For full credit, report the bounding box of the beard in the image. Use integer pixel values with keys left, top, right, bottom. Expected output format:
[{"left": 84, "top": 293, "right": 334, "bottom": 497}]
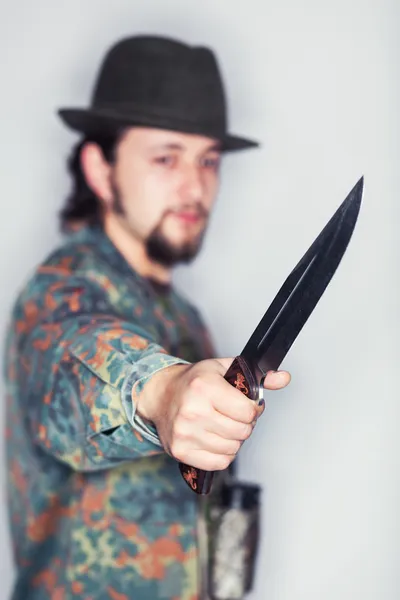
[
  {"left": 111, "top": 185, "right": 208, "bottom": 268},
  {"left": 146, "top": 223, "right": 206, "bottom": 267}
]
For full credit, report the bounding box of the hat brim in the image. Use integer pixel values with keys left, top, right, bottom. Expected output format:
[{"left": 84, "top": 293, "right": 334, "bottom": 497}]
[{"left": 57, "top": 107, "right": 259, "bottom": 152}]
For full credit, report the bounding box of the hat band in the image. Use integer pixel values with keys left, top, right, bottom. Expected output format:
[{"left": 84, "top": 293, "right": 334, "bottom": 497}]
[{"left": 91, "top": 101, "right": 227, "bottom": 132}]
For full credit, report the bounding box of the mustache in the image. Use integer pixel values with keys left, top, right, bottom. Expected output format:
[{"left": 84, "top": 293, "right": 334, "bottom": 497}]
[{"left": 164, "top": 204, "right": 209, "bottom": 219}]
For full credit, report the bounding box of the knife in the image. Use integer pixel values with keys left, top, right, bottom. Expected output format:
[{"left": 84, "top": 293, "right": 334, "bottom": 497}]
[{"left": 179, "top": 176, "right": 364, "bottom": 495}]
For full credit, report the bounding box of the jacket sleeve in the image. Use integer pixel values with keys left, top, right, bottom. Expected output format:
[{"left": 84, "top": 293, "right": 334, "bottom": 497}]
[{"left": 14, "top": 271, "right": 189, "bottom": 472}]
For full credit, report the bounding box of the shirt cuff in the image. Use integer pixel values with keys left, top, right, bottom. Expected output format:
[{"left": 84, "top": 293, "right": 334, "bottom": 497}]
[{"left": 121, "top": 352, "right": 190, "bottom": 447}]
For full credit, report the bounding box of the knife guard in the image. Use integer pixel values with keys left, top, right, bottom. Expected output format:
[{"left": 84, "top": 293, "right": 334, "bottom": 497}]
[{"left": 179, "top": 356, "right": 260, "bottom": 495}]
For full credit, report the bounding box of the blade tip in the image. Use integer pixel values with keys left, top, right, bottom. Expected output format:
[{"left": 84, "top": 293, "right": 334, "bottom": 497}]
[{"left": 350, "top": 175, "right": 364, "bottom": 204}]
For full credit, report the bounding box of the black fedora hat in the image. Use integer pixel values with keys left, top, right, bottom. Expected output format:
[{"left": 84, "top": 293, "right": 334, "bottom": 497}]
[{"left": 58, "top": 35, "right": 259, "bottom": 152}]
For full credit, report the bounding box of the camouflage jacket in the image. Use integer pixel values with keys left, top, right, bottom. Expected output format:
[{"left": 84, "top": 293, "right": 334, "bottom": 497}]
[{"left": 4, "top": 225, "right": 215, "bottom": 600}]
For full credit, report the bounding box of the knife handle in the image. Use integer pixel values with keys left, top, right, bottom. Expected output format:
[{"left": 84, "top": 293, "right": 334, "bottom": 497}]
[{"left": 178, "top": 356, "right": 261, "bottom": 495}]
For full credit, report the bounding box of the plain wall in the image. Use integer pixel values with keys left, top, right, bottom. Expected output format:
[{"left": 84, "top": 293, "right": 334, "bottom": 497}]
[{"left": 1, "top": 1, "right": 399, "bottom": 598}]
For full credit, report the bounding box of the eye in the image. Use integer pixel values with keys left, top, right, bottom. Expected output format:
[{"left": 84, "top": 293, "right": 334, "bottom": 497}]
[
  {"left": 201, "top": 155, "right": 221, "bottom": 170},
  {"left": 154, "top": 155, "right": 176, "bottom": 167}
]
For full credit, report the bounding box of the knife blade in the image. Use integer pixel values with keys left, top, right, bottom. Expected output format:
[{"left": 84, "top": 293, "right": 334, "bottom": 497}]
[{"left": 179, "top": 176, "right": 364, "bottom": 494}]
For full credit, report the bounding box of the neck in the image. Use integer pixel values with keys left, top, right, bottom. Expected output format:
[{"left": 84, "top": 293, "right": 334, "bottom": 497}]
[{"left": 103, "top": 215, "right": 172, "bottom": 284}]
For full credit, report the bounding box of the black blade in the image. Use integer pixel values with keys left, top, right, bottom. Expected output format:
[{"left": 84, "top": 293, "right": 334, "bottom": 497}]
[{"left": 241, "top": 176, "right": 363, "bottom": 373}]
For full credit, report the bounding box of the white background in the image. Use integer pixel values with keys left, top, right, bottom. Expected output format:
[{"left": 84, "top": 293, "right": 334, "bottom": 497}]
[{"left": 1, "top": 1, "right": 399, "bottom": 598}]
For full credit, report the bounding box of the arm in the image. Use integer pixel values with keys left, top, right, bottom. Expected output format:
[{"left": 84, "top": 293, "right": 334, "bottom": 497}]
[
  {"left": 14, "top": 273, "right": 187, "bottom": 471},
  {"left": 13, "top": 271, "right": 290, "bottom": 474}
]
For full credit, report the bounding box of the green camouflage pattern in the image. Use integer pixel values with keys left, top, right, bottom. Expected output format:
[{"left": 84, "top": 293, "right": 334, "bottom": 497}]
[{"left": 4, "top": 225, "right": 215, "bottom": 599}]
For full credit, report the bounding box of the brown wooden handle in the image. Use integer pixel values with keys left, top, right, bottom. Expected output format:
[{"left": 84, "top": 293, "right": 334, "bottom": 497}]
[
  {"left": 179, "top": 356, "right": 259, "bottom": 495},
  {"left": 223, "top": 356, "right": 260, "bottom": 401}
]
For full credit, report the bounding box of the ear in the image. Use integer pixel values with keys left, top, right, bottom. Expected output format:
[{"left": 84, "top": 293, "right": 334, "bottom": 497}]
[{"left": 80, "top": 143, "right": 114, "bottom": 206}]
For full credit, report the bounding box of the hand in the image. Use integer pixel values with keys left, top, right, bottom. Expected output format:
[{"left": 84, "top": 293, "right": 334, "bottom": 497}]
[{"left": 137, "top": 358, "right": 290, "bottom": 471}]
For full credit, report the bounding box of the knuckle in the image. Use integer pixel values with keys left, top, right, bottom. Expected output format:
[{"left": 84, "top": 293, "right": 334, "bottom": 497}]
[
  {"left": 218, "top": 455, "right": 233, "bottom": 470},
  {"left": 232, "top": 441, "right": 241, "bottom": 455},
  {"left": 169, "top": 440, "right": 185, "bottom": 461},
  {"left": 172, "top": 418, "right": 190, "bottom": 441},
  {"left": 181, "top": 395, "right": 202, "bottom": 421},
  {"left": 180, "top": 403, "right": 196, "bottom": 421},
  {"left": 240, "top": 422, "right": 253, "bottom": 440},
  {"left": 211, "top": 455, "right": 232, "bottom": 471},
  {"left": 249, "top": 403, "right": 258, "bottom": 422},
  {"left": 188, "top": 375, "right": 207, "bottom": 395}
]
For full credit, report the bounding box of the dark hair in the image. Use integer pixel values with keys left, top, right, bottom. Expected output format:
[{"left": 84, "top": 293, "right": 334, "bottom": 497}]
[{"left": 59, "top": 129, "right": 126, "bottom": 232}]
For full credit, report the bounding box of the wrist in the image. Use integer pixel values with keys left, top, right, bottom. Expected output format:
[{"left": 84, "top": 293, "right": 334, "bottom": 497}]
[{"left": 134, "top": 363, "right": 189, "bottom": 423}]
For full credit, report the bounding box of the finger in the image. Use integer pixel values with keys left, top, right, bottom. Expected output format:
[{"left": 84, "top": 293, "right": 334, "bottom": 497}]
[
  {"left": 179, "top": 450, "right": 234, "bottom": 472},
  {"left": 263, "top": 370, "right": 291, "bottom": 390},
  {"left": 212, "top": 381, "right": 258, "bottom": 424},
  {"left": 202, "top": 412, "right": 253, "bottom": 441},
  {"left": 193, "top": 431, "right": 242, "bottom": 456}
]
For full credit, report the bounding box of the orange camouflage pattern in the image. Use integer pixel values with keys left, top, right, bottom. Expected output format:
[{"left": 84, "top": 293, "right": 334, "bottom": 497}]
[{"left": 4, "top": 225, "right": 215, "bottom": 599}]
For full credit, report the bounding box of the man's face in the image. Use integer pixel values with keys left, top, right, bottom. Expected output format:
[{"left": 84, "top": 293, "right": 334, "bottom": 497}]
[{"left": 106, "top": 127, "right": 222, "bottom": 267}]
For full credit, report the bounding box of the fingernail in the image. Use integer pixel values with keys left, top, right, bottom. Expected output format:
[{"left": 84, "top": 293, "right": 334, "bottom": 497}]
[{"left": 258, "top": 398, "right": 265, "bottom": 407}]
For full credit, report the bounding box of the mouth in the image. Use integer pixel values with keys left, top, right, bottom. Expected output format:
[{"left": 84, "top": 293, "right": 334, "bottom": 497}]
[{"left": 172, "top": 211, "right": 205, "bottom": 225}]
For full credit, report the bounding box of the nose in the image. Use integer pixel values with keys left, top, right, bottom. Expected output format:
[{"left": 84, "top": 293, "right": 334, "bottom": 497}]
[{"left": 180, "top": 163, "right": 204, "bottom": 202}]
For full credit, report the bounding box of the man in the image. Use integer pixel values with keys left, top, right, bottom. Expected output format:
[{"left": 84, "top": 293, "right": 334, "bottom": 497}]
[{"left": 4, "top": 35, "right": 290, "bottom": 599}]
